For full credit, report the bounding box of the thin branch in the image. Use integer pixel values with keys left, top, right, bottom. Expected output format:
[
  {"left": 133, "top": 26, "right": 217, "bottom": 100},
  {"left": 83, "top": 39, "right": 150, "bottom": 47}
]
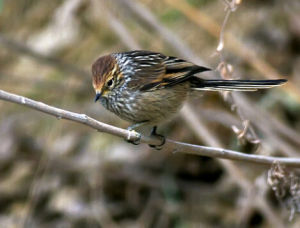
[
  {"left": 0, "top": 33, "right": 89, "bottom": 78},
  {"left": 216, "top": 0, "right": 261, "bottom": 145},
  {"left": 114, "top": 0, "right": 206, "bottom": 66},
  {"left": 216, "top": 5, "right": 231, "bottom": 54},
  {"left": 1, "top": 89, "right": 300, "bottom": 167},
  {"left": 233, "top": 93, "right": 300, "bottom": 157},
  {"left": 97, "top": 0, "right": 140, "bottom": 50}
]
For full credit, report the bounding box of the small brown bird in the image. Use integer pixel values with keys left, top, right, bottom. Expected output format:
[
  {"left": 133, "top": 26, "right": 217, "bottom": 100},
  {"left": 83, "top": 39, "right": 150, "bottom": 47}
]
[{"left": 92, "top": 50, "right": 286, "bottom": 146}]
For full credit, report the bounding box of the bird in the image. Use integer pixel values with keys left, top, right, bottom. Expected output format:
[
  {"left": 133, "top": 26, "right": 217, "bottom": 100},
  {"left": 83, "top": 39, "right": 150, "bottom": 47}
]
[{"left": 92, "top": 50, "right": 287, "bottom": 147}]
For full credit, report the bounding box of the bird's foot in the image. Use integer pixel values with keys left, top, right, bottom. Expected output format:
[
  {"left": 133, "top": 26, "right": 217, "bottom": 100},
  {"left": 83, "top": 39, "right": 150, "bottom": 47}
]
[
  {"left": 149, "top": 126, "right": 165, "bottom": 150},
  {"left": 125, "top": 129, "right": 141, "bottom": 145},
  {"left": 126, "top": 121, "right": 148, "bottom": 145}
]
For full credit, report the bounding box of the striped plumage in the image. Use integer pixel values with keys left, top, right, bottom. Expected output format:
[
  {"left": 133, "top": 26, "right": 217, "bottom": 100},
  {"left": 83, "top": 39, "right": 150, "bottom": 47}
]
[{"left": 92, "top": 50, "right": 287, "bottom": 127}]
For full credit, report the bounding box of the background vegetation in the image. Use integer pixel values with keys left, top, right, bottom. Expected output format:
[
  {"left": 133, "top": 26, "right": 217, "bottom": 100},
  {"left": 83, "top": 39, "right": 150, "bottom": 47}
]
[{"left": 0, "top": 0, "right": 300, "bottom": 227}]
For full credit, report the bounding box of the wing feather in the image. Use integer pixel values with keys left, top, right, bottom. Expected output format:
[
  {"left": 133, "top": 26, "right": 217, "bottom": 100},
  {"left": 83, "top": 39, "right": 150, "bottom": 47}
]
[{"left": 114, "top": 50, "right": 210, "bottom": 91}]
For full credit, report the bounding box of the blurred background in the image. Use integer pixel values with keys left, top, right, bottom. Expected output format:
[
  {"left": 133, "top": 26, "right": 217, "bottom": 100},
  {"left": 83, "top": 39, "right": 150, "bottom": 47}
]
[{"left": 0, "top": 0, "right": 300, "bottom": 227}]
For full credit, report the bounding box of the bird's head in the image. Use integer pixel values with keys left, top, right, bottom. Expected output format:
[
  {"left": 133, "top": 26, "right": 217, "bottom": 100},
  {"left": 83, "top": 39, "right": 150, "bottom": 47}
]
[{"left": 92, "top": 55, "right": 122, "bottom": 102}]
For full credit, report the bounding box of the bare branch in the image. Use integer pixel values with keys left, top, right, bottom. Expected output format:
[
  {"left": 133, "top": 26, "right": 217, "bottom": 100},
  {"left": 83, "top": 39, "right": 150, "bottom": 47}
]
[
  {"left": 0, "top": 33, "right": 89, "bottom": 78},
  {"left": 1, "top": 89, "right": 300, "bottom": 167},
  {"left": 113, "top": 0, "right": 206, "bottom": 66}
]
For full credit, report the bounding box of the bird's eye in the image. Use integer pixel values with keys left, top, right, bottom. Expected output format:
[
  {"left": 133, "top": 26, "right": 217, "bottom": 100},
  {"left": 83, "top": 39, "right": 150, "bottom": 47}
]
[{"left": 107, "top": 79, "right": 114, "bottom": 87}]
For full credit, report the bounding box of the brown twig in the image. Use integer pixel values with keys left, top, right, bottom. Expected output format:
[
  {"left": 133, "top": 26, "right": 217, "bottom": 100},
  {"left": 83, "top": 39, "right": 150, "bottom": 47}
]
[
  {"left": 1, "top": 89, "right": 300, "bottom": 167},
  {"left": 216, "top": 0, "right": 261, "bottom": 145}
]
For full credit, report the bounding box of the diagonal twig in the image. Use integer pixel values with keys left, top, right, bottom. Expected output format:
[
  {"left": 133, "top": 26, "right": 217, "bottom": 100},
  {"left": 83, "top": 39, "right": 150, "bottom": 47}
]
[
  {"left": 1, "top": 89, "right": 300, "bottom": 167},
  {"left": 0, "top": 33, "right": 89, "bottom": 78}
]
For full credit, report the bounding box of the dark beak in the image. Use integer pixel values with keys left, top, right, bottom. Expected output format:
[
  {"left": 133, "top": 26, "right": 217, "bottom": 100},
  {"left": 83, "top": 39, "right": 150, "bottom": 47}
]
[{"left": 94, "top": 93, "right": 102, "bottom": 102}]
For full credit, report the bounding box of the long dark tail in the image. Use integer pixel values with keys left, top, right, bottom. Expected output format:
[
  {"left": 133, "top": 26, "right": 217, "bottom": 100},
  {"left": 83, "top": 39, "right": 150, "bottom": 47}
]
[{"left": 191, "top": 78, "right": 287, "bottom": 91}]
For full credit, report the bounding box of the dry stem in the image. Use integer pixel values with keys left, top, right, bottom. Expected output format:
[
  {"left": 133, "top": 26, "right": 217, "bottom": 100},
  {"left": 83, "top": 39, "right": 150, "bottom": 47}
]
[{"left": 1, "top": 89, "right": 300, "bottom": 167}]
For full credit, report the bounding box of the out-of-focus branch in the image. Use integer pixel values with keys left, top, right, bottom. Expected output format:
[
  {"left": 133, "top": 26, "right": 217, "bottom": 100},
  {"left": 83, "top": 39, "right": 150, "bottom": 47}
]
[
  {"left": 1, "top": 89, "right": 300, "bottom": 167},
  {"left": 113, "top": 0, "right": 206, "bottom": 66},
  {"left": 0, "top": 33, "right": 90, "bottom": 78},
  {"left": 164, "top": 0, "right": 300, "bottom": 102},
  {"left": 98, "top": 0, "right": 140, "bottom": 50},
  {"left": 233, "top": 93, "right": 300, "bottom": 157}
]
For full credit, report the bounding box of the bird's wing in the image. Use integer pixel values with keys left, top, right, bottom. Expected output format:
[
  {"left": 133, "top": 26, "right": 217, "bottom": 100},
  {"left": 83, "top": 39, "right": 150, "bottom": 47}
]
[
  {"left": 116, "top": 50, "right": 210, "bottom": 91},
  {"left": 115, "top": 50, "right": 165, "bottom": 90},
  {"left": 139, "top": 55, "right": 211, "bottom": 91},
  {"left": 158, "top": 56, "right": 210, "bottom": 88}
]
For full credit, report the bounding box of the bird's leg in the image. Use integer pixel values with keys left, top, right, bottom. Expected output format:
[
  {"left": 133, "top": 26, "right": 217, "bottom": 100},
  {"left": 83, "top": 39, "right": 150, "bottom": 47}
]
[
  {"left": 149, "top": 126, "right": 166, "bottom": 150},
  {"left": 126, "top": 121, "right": 148, "bottom": 145},
  {"left": 127, "top": 122, "right": 147, "bottom": 131}
]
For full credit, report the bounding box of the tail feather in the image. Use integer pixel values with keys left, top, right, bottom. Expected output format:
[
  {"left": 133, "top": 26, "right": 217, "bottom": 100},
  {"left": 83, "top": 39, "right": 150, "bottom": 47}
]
[{"left": 191, "top": 79, "right": 287, "bottom": 91}]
